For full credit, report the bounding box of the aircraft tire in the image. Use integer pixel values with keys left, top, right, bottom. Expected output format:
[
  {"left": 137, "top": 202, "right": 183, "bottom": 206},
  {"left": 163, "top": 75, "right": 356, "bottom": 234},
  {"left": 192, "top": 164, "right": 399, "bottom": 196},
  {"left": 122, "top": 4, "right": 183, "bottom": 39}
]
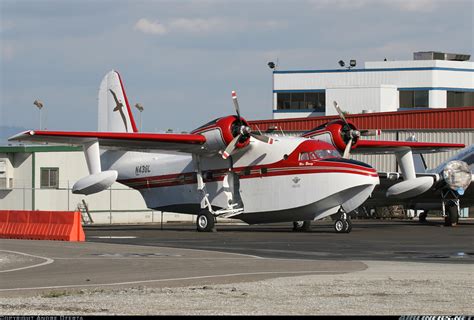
[
  {"left": 334, "top": 219, "right": 351, "bottom": 233},
  {"left": 293, "top": 221, "right": 311, "bottom": 232},
  {"left": 344, "top": 218, "right": 352, "bottom": 233},
  {"left": 197, "top": 211, "right": 215, "bottom": 232},
  {"left": 444, "top": 202, "right": 459, "bottom": 227},
  {"left": 334, "top": 219, "right": 346, "bottom": 233},
  {"left": 419, "top": 211, "right": 428, "bottom": 223}
]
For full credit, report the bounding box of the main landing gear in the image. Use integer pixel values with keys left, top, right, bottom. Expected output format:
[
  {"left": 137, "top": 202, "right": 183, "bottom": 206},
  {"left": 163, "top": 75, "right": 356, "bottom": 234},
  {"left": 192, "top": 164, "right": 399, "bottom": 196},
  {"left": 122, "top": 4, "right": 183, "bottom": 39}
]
[
  {"left": 334, "top": 209, "right": 352, "bottom": 233},
  {"left": 193, "top": 154, "right": 243, "bottom": 233},
  {"left": 292, "top": 221, "right": 311, "bottom": 232},
  {"left": 196, "top": 210, "right": 216, "bottom": 232},
  {"left": 444, "top": 200, "right": 459, "bottom": 227}
]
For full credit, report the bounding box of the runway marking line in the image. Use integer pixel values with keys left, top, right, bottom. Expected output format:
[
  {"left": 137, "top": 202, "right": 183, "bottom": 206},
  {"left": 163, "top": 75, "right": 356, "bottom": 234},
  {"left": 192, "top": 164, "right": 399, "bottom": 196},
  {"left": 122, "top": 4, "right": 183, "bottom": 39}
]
[
  {"left": 0, "top": 270, "right": 340, "bottom": 292},
  {"left": 0, "top": 250, "right": 54, "bottom": 273},
  {"left": 91, "top": 236, "right": 137, "bottom": 239}
]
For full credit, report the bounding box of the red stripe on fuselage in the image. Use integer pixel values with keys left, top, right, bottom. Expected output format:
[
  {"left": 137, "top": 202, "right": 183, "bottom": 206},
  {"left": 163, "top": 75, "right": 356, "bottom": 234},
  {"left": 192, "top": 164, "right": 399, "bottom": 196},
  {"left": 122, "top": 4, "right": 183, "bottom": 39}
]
[
  {"left": 117, "top": 139, "right": 376, "bottom": 190},
  {"left": 118, "top": 162, "right": 377, "bottom": 190}
]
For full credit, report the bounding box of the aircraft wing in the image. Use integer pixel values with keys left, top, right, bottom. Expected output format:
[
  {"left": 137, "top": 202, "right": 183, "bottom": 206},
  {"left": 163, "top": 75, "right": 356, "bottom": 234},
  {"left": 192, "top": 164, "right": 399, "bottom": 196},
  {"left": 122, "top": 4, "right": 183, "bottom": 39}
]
[
  {"left": 363, "top": 172, "right": 474, "bottom": 210},
  {"left": 352, "top": 140, "right": 465, "bottom": 154},
  {"left": 9, "top": 130, "right": 207, "bottom": 154}
]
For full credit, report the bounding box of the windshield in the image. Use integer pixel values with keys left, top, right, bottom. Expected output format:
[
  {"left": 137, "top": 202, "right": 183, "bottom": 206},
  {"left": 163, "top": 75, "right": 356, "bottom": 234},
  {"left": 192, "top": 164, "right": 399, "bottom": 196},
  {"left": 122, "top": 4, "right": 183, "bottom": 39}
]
[{"left": 299, "top": 149, "right": 340, "bottom": 161}]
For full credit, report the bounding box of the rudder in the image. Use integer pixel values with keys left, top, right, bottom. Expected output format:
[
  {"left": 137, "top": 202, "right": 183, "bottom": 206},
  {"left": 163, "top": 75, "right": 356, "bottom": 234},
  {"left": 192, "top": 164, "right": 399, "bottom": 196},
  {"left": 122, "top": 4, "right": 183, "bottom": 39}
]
[{"left": 98, "top": 70, "right": 138, "bottom": 133}]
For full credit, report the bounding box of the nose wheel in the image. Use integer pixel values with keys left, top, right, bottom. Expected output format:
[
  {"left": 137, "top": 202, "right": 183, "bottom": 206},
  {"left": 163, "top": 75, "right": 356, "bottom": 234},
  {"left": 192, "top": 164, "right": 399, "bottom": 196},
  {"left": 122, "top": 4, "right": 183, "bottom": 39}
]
[{"left": 334, "top": 210, "right": 352, "bottom": 233}]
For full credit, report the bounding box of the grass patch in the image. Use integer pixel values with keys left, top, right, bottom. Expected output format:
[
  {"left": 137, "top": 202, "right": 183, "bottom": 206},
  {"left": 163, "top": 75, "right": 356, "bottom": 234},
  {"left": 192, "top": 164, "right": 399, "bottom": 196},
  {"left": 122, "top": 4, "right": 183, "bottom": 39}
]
[{"left": 41, "top": 290, "right": 70, "bottom": 298}]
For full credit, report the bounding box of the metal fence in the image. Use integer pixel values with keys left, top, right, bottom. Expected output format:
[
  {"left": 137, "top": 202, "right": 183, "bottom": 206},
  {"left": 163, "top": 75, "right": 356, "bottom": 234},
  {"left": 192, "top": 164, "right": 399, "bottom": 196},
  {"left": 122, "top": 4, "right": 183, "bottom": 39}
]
[
  {"left": 0, "top": 185, "right": 197, "bottom": 225},
  {"left": 1, "top": 184, "right": 471, "bottom": 225}
]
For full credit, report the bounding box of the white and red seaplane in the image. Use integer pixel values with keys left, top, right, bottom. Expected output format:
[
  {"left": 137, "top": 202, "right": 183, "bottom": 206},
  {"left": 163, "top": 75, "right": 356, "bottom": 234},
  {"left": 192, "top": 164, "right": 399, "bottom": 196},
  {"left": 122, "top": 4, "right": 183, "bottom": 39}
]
[{"left": 10, "top": 71, "right": 463, "bottom": 233}]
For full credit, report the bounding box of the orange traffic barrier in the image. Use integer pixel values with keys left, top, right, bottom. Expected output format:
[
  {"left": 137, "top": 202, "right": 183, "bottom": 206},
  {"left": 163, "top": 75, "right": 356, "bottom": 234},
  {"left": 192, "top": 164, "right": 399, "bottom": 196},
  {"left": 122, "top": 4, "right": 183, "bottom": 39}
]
[
  {"left": 0, "top": 210, "right": 85, "bottom": 242},
  {"left": 0, "top": 210, "right": 9, "bottom": 235}
]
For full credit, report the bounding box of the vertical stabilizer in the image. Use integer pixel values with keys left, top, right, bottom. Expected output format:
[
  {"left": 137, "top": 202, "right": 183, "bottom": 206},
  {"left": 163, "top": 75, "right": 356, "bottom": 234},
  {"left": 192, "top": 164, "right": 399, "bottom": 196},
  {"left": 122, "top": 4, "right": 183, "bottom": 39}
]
[{"left": 98, "top": 70, "right": 138, "bottom": 133}]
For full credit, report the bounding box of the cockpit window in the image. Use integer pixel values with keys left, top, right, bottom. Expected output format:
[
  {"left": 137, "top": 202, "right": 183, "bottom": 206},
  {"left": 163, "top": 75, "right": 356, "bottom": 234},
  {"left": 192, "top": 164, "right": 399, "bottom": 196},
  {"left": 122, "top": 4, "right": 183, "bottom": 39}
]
[
  {"left": 300, "top": 153, "right": 310, "bottom": 161},
  {"left": 299, "top": 149, "right": 340, "bottom": 161}
]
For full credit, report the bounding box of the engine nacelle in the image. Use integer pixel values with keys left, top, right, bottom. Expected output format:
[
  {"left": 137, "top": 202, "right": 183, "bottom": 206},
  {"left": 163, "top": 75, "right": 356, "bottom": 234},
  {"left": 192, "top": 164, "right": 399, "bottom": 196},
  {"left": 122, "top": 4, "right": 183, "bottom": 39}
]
[
  {"left": 386, "top": 176, "right": 434, "bottom": 199},
  {"left": 302, "top": 120, "right": 359, "bottom": 153},
  {"left": 191, "top": 115, "right": 251, "bottom": 153},
  {"left": 442, "top": 160, "right": 472, "bottom": 195}
]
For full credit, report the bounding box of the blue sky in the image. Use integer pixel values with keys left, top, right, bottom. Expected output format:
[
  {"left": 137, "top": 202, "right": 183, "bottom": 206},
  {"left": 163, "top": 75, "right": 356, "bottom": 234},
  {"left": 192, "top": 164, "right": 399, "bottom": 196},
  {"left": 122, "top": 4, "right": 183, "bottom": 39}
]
[{"left": 1, "top": 0, "right": 472, "bottom": 134}]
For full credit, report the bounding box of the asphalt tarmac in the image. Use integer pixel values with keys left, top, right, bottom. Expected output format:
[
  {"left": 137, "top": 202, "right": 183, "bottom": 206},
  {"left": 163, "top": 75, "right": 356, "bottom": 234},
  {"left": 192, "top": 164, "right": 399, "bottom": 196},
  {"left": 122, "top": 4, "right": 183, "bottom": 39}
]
[
  {"left": 85, "top": 219, "right": 474, "bottom": 263},
  {"left": 1, "top": 219, "right": 473, "bottom": 314},
  {"left": 0, "top": 238, "right": 364, "bottom": 297}
]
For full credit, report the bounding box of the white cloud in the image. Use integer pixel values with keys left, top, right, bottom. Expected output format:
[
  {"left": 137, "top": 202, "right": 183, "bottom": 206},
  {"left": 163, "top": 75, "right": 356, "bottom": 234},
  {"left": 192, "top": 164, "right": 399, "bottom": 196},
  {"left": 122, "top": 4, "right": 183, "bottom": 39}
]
[
  {"left": 393, "top": 0, "right": 439, "bottom": 12},
  {"left": 309, "top": 0, "right": 440, "bottom": 12},
  {"left": 133, "top": 17, "right": 285, "bottom": 36},
  {"left": 169, "top": 18, "right": 225, "bottom": 33},
  {"left": 134, "top": 18, "right": 167, "bottom": 35}
]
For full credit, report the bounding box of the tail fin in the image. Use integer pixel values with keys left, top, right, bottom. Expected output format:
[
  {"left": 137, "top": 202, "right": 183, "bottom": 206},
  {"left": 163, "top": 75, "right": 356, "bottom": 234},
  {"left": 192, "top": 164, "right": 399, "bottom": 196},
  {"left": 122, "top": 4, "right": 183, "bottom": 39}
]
[{"left": 98, "top": 70, "right": 138, "bottom": 133}]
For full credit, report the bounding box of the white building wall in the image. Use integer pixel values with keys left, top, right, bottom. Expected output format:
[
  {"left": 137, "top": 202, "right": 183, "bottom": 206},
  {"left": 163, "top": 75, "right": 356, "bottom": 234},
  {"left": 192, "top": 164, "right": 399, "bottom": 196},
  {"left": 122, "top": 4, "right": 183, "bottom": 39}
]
[
  {"left": 34, "top": 151, "right": 150, "bottom": 214},
  {"left": 0, "top": 149, "right": 198, "bottom": 224},
  {"left": 274, "top": 69, "right": 438, "bottom": 92},
  {"left": 0, "top": 152, "right": 33, "bottom": 210},
  {"left": 273, "top": 59, "right": 474, "bottom": 118},
  {"left": 429, "top": 90, "right": 447, "bottom": 108},
  {"left": 325, "top": 85, "right": 398, "bottom": 115}
]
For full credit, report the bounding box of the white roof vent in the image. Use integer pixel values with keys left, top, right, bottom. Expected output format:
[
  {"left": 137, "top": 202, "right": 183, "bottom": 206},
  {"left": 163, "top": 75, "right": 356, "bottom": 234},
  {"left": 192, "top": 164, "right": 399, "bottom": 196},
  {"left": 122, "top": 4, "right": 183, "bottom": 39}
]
[{"left": 414, "top": 51, "right": 470, "bottom": 61}]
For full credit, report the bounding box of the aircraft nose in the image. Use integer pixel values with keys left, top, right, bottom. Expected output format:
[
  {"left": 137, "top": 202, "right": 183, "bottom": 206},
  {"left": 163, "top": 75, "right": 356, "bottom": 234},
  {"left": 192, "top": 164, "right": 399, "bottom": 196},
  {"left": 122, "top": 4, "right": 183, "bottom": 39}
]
[{"left": 319, "top": 158, "right": 379, "bottom": 213}]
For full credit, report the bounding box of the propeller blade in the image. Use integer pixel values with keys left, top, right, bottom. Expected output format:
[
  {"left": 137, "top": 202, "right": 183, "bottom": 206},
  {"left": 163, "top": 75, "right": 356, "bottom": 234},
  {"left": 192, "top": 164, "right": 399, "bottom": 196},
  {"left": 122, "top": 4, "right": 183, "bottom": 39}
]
[
  {"left": 333, "top": 101, "right": 348, "bottom": 125},
  {"left": 343, "top": 138, "right": 353, "bottom": 159},
  {"left": 231, "top": 91, "right": 243, "bottom": 126},
  {"left": 222, "top": 134, "right": 241, "bottom": 159},
  {"left": 360, "top": 129, "right": 381, "bottom": 136},
  {"left": 250, "top": 133, "right": 274, "bottom": 144}
]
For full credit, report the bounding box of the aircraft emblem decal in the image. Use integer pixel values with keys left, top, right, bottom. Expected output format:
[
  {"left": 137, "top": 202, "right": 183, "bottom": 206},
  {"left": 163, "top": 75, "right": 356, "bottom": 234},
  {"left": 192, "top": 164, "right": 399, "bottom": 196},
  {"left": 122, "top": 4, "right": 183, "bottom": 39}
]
[{"left": 109, "top": 89, "right": 128, "bottom": 132}]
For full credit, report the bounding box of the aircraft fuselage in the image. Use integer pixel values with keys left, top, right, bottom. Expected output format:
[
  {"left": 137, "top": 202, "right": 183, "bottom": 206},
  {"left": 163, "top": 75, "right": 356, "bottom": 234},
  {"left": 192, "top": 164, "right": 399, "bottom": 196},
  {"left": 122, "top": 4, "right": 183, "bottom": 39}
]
[{"left": 103, "top": 137, "right": 379, "bottom": 224}]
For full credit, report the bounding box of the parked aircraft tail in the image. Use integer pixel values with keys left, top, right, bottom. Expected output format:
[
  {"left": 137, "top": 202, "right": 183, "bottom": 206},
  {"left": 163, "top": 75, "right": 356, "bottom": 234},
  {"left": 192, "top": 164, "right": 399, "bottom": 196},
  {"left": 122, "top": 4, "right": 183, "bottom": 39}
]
[{"left": 98, "top": 70, "right": 138, "bottom": 133}]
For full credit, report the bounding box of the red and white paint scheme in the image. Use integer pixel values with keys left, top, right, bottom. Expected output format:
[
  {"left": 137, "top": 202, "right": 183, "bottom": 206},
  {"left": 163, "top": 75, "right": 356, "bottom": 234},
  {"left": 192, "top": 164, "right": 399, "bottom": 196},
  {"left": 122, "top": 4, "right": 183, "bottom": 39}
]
[
  {"left": 300, "top": 104, "right": 469, "bottom": 226},
  {"left": 9, "top": 71, "right": 464, "bottom": 233}
]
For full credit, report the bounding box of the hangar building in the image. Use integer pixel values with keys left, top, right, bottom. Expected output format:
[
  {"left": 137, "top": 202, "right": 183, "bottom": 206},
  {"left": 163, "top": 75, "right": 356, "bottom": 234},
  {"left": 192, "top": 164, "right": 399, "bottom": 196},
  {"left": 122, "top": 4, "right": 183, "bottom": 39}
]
[
  {"left": 272, "top": 51, "right": 473, "bottom": 119},
  {"left": 0, "top": 145, "right": 188, "bottom": 224}
]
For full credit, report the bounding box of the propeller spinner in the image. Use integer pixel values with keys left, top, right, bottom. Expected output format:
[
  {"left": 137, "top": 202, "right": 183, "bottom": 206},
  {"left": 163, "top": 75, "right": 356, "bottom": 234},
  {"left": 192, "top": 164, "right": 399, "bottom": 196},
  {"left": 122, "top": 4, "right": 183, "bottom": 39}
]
[
  {"left": 332, "top": 101, "right": 380, "bottom": 158},
  {"left": 222, "top": 91, "right": 274, "bottom": 159}
]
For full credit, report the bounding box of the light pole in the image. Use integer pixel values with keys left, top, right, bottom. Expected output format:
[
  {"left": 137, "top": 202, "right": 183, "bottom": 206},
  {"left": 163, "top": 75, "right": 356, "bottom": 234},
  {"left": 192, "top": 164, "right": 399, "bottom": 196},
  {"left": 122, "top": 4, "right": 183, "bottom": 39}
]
[
  {"left": 268, "top": 60, "right": 278, "bottom": 110},
  {"left": 134, "top": 103, "right": 144, "bottom": 131},
  {"left": 33, "top": 99, "right": 44, "bottom": 129},
  {"left": 338, "top": 59, "right": 357, "bottom": 70}
]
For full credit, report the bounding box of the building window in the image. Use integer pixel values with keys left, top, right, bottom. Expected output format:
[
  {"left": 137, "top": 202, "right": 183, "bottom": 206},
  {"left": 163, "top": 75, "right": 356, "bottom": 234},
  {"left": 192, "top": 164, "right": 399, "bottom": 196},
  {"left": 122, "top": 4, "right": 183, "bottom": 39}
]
[
  {"left": 277, "top": 93, "right": 291, "bottom": 109},
  {"left": 40, "top": 168, "right": 59, "bottom": 189},
  {"left": 447, "top": 91, "right": 474, "bottom": 108},
  {"left": 399, "top": 90, "right": 429, "bottom": 108},
  {"left": 291, "top": 93, "right": 305, "bottom": 109},
  {"left": 277, "top": 91, "right": 325, "bottom": 111}
]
